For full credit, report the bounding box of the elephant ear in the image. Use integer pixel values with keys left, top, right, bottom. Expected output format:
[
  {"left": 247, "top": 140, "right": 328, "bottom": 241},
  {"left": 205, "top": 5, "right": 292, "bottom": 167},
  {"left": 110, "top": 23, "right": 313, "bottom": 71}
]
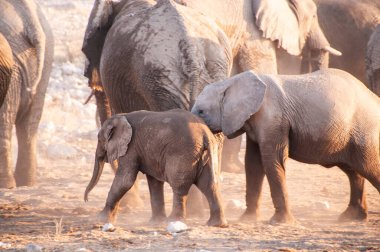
[
  {"left": 253, "top": 0, "right": 314, "bottom": 56},
  {"left": 103, "top": 115, "right": 133, "bottom": 162},
  {"left": 221, "top": 71, "right": 267, "bottom": 137}
]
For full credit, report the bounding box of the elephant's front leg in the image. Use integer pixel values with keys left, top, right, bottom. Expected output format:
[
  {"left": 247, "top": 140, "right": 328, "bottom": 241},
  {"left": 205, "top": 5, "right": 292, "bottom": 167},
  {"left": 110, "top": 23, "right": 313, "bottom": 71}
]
[
  {"left": 146, "top": 175, "right": 166, "bottom": 223},
  {"left": 100, "top": 157, "right": 138, "bottom": 223},
  {"left": 169, "top": 190, "right": 188, "bottom": 221},
  {"left": 241, "top": 139, "right": 265, "bottom": 222},
  {"left": 261, "top": 141, "right": 294, "bottom": 224}
]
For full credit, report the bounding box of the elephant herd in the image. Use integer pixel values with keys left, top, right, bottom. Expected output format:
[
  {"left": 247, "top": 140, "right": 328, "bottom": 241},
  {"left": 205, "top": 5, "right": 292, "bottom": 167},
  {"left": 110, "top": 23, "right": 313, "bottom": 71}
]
[{"left": 0, "top": 0, "right": 380, "bottom": 226}]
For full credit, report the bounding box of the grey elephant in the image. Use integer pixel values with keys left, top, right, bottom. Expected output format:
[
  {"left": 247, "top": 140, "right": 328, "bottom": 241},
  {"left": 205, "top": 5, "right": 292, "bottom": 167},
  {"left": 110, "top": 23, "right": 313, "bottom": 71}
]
[
  {"left": 0, "top": 0, "right": 54, "bottom": 188},
  {"left": 82, "top": 0, "right": 232, "bottom": 210},
  {"left": 366, "top": 24, "right": 380, "bottom": 96},
  {"left": 84, "top": 110, "right": 228, "bottom": 227},
  {"left": 300, "top": 0, "right": 380, "bottom": 88},
  {"left": 192, "top": 69, "right": 380, "bottom": 223},
  {"left": 0, "top": 32, "right": 13, "bottom": 107}
]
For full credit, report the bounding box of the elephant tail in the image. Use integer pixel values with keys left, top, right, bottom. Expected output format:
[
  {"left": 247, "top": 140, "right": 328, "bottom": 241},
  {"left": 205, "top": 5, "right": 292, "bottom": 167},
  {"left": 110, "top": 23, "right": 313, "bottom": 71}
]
[{"left": 84, "top": 158, "right": 105, "bottom": 202}]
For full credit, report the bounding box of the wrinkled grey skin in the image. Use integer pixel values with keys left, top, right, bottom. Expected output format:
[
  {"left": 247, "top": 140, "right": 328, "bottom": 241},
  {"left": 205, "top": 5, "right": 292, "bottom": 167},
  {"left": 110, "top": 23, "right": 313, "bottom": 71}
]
[
  {"left": 0, "top": 0, "right": 54, "bottom": 188},
  {"left": 192, "top": 69, "right": 380, "bottom": 223},
  {"left": 301, "top": 0, "right": 380, "bottom": 86},
  {"left": 179, "top": 0, "right": 340, "bottom": 75},
  {"left": 0, "top": 32, "right": 13, "bottom": 107},
  {"left": 84, "top": 110, "right": 227, "bottom": 227},
  {"left": 366, "top": 24, "right": 380, "bottom": 96}
]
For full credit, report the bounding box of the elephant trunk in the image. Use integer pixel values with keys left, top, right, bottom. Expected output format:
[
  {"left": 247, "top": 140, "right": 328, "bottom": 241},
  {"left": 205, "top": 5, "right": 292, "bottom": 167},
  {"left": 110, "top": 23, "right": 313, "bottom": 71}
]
[
  {"left": 84, "top": 157, "right": 105, "bottom": 202},
  {"left": 302, "top": 17, "right": 341, "bottom": 72},
  {"left": 89, "top": 68, "right": 112, "bottom": 125}
]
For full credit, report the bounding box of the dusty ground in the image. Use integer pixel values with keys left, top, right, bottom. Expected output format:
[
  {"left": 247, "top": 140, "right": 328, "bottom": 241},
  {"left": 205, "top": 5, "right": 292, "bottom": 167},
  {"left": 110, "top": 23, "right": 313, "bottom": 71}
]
[{"left": 0, "top": 1, "right": 379, "bottom": 251}]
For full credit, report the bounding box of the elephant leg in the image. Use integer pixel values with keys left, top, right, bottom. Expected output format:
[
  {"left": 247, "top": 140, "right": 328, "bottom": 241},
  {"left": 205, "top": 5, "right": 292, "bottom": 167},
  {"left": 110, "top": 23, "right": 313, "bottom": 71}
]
[
  {"left": 240, "top": 138, "right": 264, "bottom": 222},
  {"left": 0, "top": 121, "right": 15, "bottom": 188},
  {"left": 338, "top": 166, "right": 368, "bottom": 221},
  {"left": 169, "top": 190, "right": 188, "bottom": 221},
  {"left": 100, "top": 163, "right": 138, "bottom": 223},
  {"left": 146, "top": 174, "right": 166, "bottom": 223},
  {"left": 14, "top": 120, "right": 37, "bottom": 186},
  {"left": 221, "top": 136, "right": 244, "bottom": 173},
  {"left": 186, "top": 185, "right": 206, "bottom": 217},
  {"left": 195, "top": 166, "right": 228, "bottom": 227},
  {"left": 110, "top": 160, "right": 143, "bottom": 211},
  {"left": 261, "top": 142, "right": 294, "bottom": 224}
]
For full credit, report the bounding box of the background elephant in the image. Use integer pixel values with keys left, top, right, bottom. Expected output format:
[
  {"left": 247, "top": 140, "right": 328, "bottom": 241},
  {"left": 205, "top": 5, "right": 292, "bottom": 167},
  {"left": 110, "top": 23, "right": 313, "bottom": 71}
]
[
  {"left": 300, "top": 0, "right": 380, "bottom": 89},
  {"left": 82, "top": 0, "right": 231, "bottom": 211},
  {"left": 366, "top": 24, "right": 380, "bottom": 96},
  {"left": 0, "top": 32, "right": 13, "bottom": 107},
  {"left": 192, "top": 69, "right": 380, "bottom": 223},
  {"left": 85, "top": 110, "right": 227, "bottom": 227},
  {"left": 0, "top": 0, "right": 54, "bottom": 188}
]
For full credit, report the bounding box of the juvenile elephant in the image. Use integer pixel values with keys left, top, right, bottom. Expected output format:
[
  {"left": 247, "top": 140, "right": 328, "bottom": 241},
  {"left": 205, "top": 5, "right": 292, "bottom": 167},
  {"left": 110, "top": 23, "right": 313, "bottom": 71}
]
[
  {"left": 84, "top": 110, "right": 227, "bottom": 227},
  {"left": 0, "top": 33, "right": 13, "bottom": 107},
  {"left": 192, "top": 69, "right": 380, "bottom": 223},
  {"left": 366, "top": 24, "right": 380, "bottom": 95},
  {"left": 0, "top": 0, "right": 54, "bottom": 188}
]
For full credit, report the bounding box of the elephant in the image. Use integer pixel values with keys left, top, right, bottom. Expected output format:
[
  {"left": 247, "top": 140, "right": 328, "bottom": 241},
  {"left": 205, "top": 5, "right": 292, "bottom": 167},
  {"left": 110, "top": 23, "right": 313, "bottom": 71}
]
[
  {"left": 0, "top": 0, "right": 54, "bottom": 188},
  {"left": 366, "top": 24, "right": 380, "bottom": 96},
  {"left": 192, "top": 69, "right": 380, "bottom": 223},
  {"left": 84, "top": 109, "right": 228, "bottom": 227},
  {"left": 82, "top": 0, "right": 232, "bottom": 211},
  {"left": 300, "top": 0, "right": 380, "bottom": 88},
  {"left": 0, "top": 32, "right": 13, "bottom": 107}
]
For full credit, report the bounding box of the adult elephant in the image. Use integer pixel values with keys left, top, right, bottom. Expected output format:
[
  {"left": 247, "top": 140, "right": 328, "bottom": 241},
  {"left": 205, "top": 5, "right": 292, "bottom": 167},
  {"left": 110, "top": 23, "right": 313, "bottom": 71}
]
[
  {"left": 0, "top": 33, "right": 13, "bottom": 107},
  {"left": 0, "top": 0, "right": 54, "bottom": 188},
  {"left": 82, "top": 0, "right": 232, "bottom": 210},
  {"left": 367, "top": 25, "right": 380, "bottom": 96},
  {"left": 301, "top": 0, "right": 380, "bottom": 86}
]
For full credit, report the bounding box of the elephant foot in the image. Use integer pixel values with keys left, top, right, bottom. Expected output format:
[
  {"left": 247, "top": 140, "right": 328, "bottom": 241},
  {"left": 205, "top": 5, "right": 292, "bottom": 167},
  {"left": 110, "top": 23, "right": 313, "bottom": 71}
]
[
  {"left": 221, "top": 158, "right": 244, "bottom": 173},
  {"left": 15, "top": 177, "right": 36, "bottom": 187},
  {"left": 0, "top": 176, "right": 16, "bottom": 189},
  {"left": 269, "top": 211, "right": 295, "bottom": 224},
  {"left": 338, "top": 205, "right": 367, "bottom": 222},
  {"left": 239, "top": 209, "right": 259, "bottom": 222},
  {"left": 207, "top": 215, "right": 228, "bottom": 227},
  {"left": 149, "top": 214, "right": 167, "bottom": 224},
  {"left": 98, "top": 206, "right": 119, "bottom": 223}
]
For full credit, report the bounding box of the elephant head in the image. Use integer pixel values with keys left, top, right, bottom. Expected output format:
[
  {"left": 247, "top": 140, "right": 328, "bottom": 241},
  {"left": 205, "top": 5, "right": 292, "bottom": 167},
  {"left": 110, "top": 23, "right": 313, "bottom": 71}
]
[
  {"left": 0, "top": 33, "right": 13, "bottom": 107},
  {"left": 254, "top": 0, "right": 341, "bottom": 71},
  {"left": 84, "top": 114, "right": 132, "bottom": 201},
  {"left": 81, "top": 0, "right": 129, "bottom": 124},
  {"left": 192, "top": 71, "right": 266, "bottom": 138},
  {"left": 366, "top": 24, "right": 380, "bottom": 96}
]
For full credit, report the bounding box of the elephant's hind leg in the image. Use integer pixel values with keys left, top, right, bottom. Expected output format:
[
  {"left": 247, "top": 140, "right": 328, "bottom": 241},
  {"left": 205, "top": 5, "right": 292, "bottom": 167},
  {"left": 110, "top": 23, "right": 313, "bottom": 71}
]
[
  {"left": 14, "top": 120, "right": 38, "bottom": 186},
  {"left": 195, "top": 166, "right": 228, "bottom": 227},
  {"left": 338, "top": 166, "right": 368, "bottom": 221},
  {"left": 0, "top": 121, "right": 15, "bottom": 188}
]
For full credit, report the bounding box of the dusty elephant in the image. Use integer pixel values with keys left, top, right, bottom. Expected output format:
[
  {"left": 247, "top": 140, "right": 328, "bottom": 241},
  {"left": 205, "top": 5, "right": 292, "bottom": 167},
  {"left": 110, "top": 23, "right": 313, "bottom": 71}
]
[
  {"left": 366, "top": 24, "right": 380, "bottom": 96},
  {"left": 82, "top": 0, "right": 232, "bottom": 210},
  {"left": 84, "top": 110, "right": 227, "bottom": 227},
  {"left": 300, "top": 0, "right": 380, "bottom": 87},
  {"left": 0, "top": 0, "right": 54, "bottom": 188},
  {"left": 192, "top": 69, "right": 380, "bottom": 223},
  {"left": 0, "top": 32, "right": 13, "bottom": 107}
]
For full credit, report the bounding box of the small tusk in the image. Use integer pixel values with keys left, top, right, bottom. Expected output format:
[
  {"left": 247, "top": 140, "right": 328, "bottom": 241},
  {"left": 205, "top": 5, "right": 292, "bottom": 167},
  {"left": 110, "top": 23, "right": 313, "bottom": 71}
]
[{"left": 324, "top": 46, "right": 342, "bottom": 56}]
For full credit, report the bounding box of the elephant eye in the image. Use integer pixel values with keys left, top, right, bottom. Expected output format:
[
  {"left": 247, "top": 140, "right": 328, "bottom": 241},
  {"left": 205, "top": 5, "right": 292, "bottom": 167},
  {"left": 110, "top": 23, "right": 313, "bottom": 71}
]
[{"left": 198, "top": 109, "right": 204, "bottom": 115}]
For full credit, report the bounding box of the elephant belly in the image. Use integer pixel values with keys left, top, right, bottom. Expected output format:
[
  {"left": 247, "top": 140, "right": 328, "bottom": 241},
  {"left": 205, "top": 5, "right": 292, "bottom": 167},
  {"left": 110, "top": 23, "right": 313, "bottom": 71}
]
[{"left": 288, "top": 132, "right": 349, "bottom": 167}]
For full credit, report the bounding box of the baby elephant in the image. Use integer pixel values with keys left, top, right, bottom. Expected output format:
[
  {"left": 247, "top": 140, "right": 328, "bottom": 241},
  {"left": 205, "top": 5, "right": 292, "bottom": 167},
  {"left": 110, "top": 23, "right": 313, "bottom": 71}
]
[
  {"left": 192, "top": 68, "right": 380, "bottom": 223},
  {"left": 84, "top": 109, "right": 227, "bottom": 227}
]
